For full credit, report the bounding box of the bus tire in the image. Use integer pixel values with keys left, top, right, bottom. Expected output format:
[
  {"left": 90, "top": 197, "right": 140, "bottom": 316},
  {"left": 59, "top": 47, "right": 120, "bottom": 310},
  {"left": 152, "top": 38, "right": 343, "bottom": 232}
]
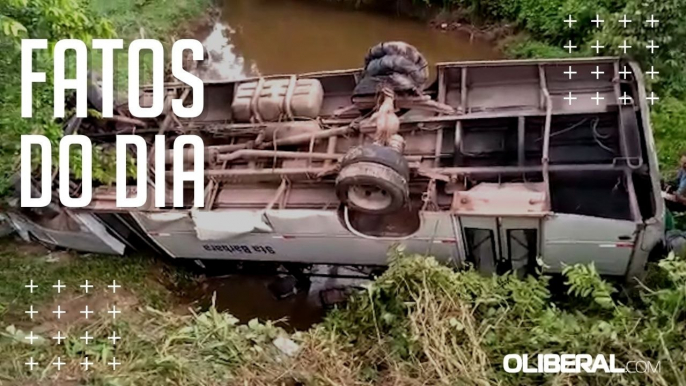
[
  {"left": 364, "top": 41, "right": 428, "bottom": 83},
  {"left": 340, "top": 144, "right": 410, "bottom": 180},
  {"left": 336, "top": 162, "right": 408, "bottom": 215}
]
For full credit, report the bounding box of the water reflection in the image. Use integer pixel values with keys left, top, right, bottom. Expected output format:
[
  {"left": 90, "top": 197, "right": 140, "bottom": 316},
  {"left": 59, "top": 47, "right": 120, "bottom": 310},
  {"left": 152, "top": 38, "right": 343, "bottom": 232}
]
[
  {"left": 195, "top": 0, "right": 499, "bottom": 81},
  {"left": 193, "top": 271, "right": 371, "bottom": 330}
]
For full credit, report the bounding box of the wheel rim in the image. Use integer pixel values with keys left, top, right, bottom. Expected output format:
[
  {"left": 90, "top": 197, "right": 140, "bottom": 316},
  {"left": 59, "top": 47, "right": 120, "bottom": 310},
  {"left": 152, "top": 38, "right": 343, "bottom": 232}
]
[{"left": 347, "top": 184, "right": 392, "bottom": 212}]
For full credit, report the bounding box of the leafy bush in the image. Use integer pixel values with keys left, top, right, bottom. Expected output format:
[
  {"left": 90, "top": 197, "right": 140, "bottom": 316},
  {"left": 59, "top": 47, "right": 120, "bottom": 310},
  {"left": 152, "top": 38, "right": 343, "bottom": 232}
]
[
  {"left": 503, "top": 36, "right": 570, "bottom": 58},
  {"left": 1, "top": 0, "right": 114, "bottom": 45},
  {"left": 0, "top": 0, "right": 209, "bottom": 195},
  {"left": 306, "top": 251, "right": 686, "bottom": 385},
  {"left": 563, "top": 263, "right": 616, "bottom": 309},
  {"left": 652, "top": 97, "right": 686, "bottom": 176},
  {"left": 0, "top": 1, "right": 116, "bottom": 195}
]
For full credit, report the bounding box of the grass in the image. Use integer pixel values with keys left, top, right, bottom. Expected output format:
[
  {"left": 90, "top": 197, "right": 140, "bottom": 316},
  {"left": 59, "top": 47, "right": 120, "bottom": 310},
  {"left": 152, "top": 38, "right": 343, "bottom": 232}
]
[
  {"left": 3, "top": 247, "right": 683, "bottom": 385},
  {"left": 0, "top": 240, "right": 189, "bottom": 320},
  {"left": 91, "top": 0, "right": 212, "bottom": 39},
  {"left": 89, "top": 0, "right": 213, "bottom": 92},
  {"left": 0, "top": 240, "right": 285, "bottom": 385}
]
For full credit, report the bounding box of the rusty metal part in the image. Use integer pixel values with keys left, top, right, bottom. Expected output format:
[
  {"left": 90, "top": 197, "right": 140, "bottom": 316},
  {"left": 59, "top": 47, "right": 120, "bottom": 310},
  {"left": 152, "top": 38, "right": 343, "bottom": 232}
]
[
  {"left": 452, "top": 182, "right": 549, "bottom": 216},
  {"left": 258, "top": 126, "right": 353, "bottom": 150},
  {"left": 207, "top": 126, "right": 354, "bottom": 154},
  {"left": 388, "top": 134, "right": 405, "bottom": 153},
  {"left": 201, "top": 166, "right": 338, "bottom": 180},
  {"left": 164, "top": 147, "right": 218, "bottom": 164},
  {"left": 415, "top": 168, "right": 450, "bottom": 182},
  {"left": 249, "top": 77, "right": 266, "bottom": 123},
  {"left": 194, "top": 158, "right": 628, "bottom": 183},
  {"left": 262, "top": 120, "right": 322, "bottom": 141},
  {"left": 185, "top": 158, "right": 628, "bottom": 183},
  {"left": 324, "top": 136, "right": 338, "bottom": 167},
  {"left": 168, "top": 156, "right": 626, "bottom": 184},
  {"left": 427, "top": 163, "right": 631, "bottom": 177},
  {"left": 216, "top": 149, "right": 423, "bottom": 164},
  {"left": 371, "top": 89, "right": 399, "bottom": 145},
  {"left": 283, "top": 75, "right": 297, "bottom": 119},
  {"left": 105, "top": 115, "right": 148, "bottom": 127},
  {"left": 217, "top": 149, "right": 343, "bottom": 163},
  {"left": 539, "top": 65, "right": 552, "bottom": 192},
  {"left": 176, "top": 104, "right": 607, "bottom": 138},
  {"left": 157, "top": 89, "right": 186, "bottom": 135},
  {"left": 266, "top": 179, "right": 289, "bottom": 210},
  {"left": 351, "top": 94, "right": 456, "bottom": 116},
  {"left": 211, "top": 167, "right": 330, "bottom": 177}
]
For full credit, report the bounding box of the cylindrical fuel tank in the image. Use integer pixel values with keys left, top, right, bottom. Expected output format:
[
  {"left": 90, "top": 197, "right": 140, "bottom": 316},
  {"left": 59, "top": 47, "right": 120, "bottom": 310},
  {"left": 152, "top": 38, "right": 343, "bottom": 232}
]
[{"left": 232, "top": 77, "right": 324, "bottom": 122}]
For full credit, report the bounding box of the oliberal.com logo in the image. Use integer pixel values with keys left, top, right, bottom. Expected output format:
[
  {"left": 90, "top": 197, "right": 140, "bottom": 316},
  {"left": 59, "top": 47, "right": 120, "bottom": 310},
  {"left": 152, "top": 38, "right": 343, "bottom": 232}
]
[{"left": 503, "top": 354, "right": 660, "bottom": 374}]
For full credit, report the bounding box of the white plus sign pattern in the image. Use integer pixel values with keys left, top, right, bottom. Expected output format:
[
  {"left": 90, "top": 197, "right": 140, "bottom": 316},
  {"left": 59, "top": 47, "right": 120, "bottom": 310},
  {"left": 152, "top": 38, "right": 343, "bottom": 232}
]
[
  {"left": 592, "top": 14, "right": 604, "bottom": 28},
  {"left": 619, "top": 14, "right": 632, "bottom": 28},
  {"left": 562, "top": 13, "right": 660, "bottom": 107},
  {"left": 591, "top": 40, "right": 604, "bottom": 54},
  {"left": 619, "top": 92, "right": 633, "bottom": 105},
  {"left": 20, "top": 279, "right": 125, "bottom": 372},
  {"left": 618, "top": 40, "right": 631, "bottom": 54}
]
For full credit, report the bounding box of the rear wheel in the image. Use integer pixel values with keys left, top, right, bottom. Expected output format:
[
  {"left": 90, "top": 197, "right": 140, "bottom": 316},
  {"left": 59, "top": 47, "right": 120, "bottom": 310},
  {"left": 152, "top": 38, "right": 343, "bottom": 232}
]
[
  {"left": 340, "top": 144, "right": 410, "bottom": 180},
  {"left": 336, "top": 162, "right": 408, "bottom": 214}
]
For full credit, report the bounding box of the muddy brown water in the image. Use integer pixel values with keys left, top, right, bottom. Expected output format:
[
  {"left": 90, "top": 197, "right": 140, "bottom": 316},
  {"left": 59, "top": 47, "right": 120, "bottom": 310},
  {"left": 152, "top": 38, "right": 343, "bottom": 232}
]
[
  {"left": 188, "top": 0, "right": 498, "bottom": 329},
  {"left": 195, "top": 275, "right": 325, "bottom": 330},
  {"left": 194, "top": 0, "right": 499, "bottom": 80},
  {"left": 191, "top": 270, "right": 370, "bottom": 330}
]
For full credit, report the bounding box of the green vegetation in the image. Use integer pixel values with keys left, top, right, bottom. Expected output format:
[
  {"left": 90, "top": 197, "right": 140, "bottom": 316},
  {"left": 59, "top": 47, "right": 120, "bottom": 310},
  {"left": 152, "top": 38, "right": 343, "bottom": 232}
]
[
  {"left": 1, "top": 246, "right": 684, "bottom": 385},
  {"left": 299, "top": 252, "right": 686, "bottom": 385},
  {"left": 428, "top": 0, "right": 686, "bottom": 172},
  {"left": 653, "top": 97, "right": 686, "bottom": 174},
  {"left": 0, "top": 0, "right": 210, "bottom": 195},
  {"left": 501, "top": 0, "right": 686, "bottom": 173},
  {"left": 0, "top": 240, "right": 196, "bottom": 318},
  {"left": 0, "top": 241, "right": 197, "bottom": 383},
  {"left": 91, "top": 0, "right": 210, "bottom": 39},
  {"left": 2, "top": 0, "right": 686, "bottom": 384},
  {"left": 89, "top": 0, "right": 212, "bottom": 93},
  {"left": 0, "top": 0, "right": 114, "bottom": 195}
]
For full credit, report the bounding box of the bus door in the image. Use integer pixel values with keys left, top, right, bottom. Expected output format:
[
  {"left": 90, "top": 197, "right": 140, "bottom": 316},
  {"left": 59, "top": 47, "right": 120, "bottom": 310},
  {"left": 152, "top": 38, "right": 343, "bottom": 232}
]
[{"left": 457, "top": 216, "right": 541, "bottom": 275}]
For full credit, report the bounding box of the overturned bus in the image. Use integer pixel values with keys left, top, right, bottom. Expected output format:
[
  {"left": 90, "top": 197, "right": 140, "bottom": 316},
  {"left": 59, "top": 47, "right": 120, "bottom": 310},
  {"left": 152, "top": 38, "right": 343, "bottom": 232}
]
[{"left": 12, "top": 43, "right": 665, "bottom": 281}]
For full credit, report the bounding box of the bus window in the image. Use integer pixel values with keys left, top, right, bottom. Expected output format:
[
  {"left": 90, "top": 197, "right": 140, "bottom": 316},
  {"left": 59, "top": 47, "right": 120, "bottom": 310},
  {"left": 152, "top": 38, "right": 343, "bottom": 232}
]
[
  {"left": 506, "top": 229, "right": 537, "bottom": 276},
  {"left": 465, "top": 228, "right": 496, "bottom": 274}
]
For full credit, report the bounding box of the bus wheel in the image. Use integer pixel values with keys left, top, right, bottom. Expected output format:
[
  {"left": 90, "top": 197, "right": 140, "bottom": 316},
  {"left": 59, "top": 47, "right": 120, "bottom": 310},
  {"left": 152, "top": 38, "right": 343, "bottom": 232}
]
[
  {"left": 340, "top": 144, "right": 410, "bottom": 180},
  {"left": 336, "top": 161, "right": 408, "bottom": 214}
]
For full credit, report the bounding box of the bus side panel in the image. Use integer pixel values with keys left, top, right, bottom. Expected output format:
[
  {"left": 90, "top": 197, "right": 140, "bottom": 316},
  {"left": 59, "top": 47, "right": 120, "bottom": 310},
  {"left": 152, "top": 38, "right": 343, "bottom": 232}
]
[
  {"left": 131, "top": 210, "right": 460, "bottom": 265},
  {"left": 7, "top": 212, "right": 126, "bottom": 255},
  {"left": 542, "top": 213, "right": 638, "bottom": 275},
  {"left": 146, "top": 232, "right": 457, "bottom": 265}
]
